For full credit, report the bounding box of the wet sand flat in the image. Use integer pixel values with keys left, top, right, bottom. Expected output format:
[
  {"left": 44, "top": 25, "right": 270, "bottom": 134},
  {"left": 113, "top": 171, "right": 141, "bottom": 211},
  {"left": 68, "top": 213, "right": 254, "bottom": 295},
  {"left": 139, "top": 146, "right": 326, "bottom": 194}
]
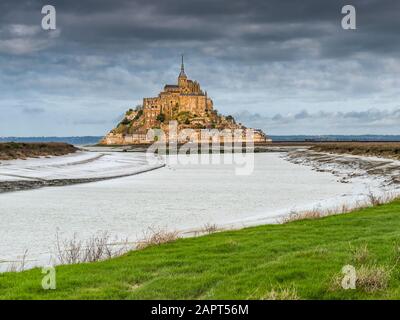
[{"left": 0, "top": 151, "right": 381, "bottom": 270}]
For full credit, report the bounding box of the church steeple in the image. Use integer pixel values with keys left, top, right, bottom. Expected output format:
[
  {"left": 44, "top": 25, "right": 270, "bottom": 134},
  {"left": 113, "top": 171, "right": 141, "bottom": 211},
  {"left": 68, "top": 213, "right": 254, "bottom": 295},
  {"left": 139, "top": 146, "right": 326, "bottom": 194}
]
[
  {"left": 178, "top": 54, "right": 187, "bottom": 88},
  {"left": 181, "top": 55, "right": 184, "bottom": 72},
  {"left": 179, "top": 54, "right": 187, "bottom": 78}
]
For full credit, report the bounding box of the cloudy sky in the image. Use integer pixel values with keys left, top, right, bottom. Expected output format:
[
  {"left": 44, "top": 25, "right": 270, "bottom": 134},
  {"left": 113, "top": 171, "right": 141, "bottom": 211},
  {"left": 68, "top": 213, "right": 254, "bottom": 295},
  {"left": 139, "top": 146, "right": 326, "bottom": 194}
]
[{"left": 1, "top": 0, "right": 400, "bottom": 136}]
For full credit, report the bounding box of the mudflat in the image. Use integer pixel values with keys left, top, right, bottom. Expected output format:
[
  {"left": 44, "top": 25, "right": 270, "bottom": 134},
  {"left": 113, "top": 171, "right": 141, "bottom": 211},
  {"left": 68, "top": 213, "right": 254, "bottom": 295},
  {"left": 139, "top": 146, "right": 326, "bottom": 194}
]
[
  {"left": 0, "top": 142, "right": 77, "bottom": 161},
  {"left": 310, "top": 142, "right": 400, "bottom": 160}
]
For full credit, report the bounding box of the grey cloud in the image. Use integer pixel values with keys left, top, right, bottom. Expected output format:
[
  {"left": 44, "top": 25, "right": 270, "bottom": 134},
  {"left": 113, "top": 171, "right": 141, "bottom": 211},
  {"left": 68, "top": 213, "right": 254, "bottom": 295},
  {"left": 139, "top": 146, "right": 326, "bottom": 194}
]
[
  {"left": 237, "top": 108, "right": 400, "bottom": 122},
  {"left": 295, "top": 110, "right": 310, "bottom": 120},
  {"left": 235, "top": 108, "right": 400, "bottom": 135},
  {"left": 0, "top": 0, "right": 400, "bottom": 136},
  {"left": 22, "top": 107, "right": 45, "bottom": 114},
  {"left": 2, "top": 0, "right": 399, "bottom": 60},
  {"left": 0, "top": 24, "right": 60, "bottom": 54}
]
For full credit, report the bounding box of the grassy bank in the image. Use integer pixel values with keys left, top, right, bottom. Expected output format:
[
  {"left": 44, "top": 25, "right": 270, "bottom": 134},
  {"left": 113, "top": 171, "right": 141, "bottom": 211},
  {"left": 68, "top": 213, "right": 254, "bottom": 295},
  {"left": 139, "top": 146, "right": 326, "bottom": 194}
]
[
  {"left": 0, "top": 142, "right": 77, "bottom": 160},
  {"left": 311, "top": 142, "right": 400, "bottom": 160},
  {"left": 1, "top": 200, "right": 400, "bottom": 299}
]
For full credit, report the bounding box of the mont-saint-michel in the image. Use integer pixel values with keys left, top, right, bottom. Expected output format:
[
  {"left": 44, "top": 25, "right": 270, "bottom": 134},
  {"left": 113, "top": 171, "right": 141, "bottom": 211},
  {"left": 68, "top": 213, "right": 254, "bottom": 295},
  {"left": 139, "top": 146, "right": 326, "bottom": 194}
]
[
  {"left": 101, "top": 57, "right": 270, "bottom": 145},
  {"left": 3, "top": 0, "right": 400, "bottom": 302}
]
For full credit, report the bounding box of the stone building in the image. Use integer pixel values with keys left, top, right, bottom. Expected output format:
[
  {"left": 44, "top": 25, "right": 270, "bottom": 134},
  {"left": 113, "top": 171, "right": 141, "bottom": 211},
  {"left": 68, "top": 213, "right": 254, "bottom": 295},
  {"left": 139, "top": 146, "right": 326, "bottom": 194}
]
[
  {"left": 100, "top": 57, "right": 271, "bottom": 145},
  {"left": 143, "top": 56, "right": 213, "bottom": 128}
]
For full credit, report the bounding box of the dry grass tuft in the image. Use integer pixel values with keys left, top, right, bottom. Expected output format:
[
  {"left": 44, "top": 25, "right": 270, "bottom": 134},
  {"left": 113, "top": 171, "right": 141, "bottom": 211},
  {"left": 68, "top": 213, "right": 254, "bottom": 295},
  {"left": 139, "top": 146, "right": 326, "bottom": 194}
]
[
  {"left": 280, "top": 209, "right": 322, "bottom": 223},
  {"left": 280, "top": 204, "right": 361, "bottom": 224},
  {"left": 136, "top": 228, "right": 180, "bottom": 250},
  {"left": 350, "top": 244, "right": 370, "bottom": 265},
  {"left": 280, "top": 192, "right": 399, "bottom": 224},
  {"left": 263, "top": 286, "right": 300, "bottom": 300},
  {"left": 201, "top": 223, "right": 220, "bottom": 234},
  {"left": 6, "top": 249, "right": 29, "bottom": 272},
  {"left": 367, "top": 191, "right": 385, "bottom": 206},
  {"left": 331, "top": 265, "right": 391, "bottom": 293},
  {"left": 367, "top": 191, "right": 399, "bottom": 206},
  {"left": 356, "top": 265, "right": 391, "bottom": 293},
  {"left": 55, "top": 231, "right": 130, "bottom": 265}
]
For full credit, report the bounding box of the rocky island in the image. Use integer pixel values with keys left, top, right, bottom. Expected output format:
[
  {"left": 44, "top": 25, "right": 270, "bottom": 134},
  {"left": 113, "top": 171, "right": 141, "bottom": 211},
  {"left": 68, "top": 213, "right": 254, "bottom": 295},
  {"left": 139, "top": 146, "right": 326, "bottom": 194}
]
[{"left": 101, "top": 57, "right": 270, "bottom": 145}]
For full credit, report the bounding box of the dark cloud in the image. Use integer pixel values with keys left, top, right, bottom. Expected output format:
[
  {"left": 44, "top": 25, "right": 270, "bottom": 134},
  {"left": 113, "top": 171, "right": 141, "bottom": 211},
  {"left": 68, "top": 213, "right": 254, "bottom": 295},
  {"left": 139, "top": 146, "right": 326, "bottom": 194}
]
[
  {"left": 1, "top": 0, "right": 399, "bottom": 59},
  {"left": 0, "top": 0, "right": 399, "bottom": 135}
]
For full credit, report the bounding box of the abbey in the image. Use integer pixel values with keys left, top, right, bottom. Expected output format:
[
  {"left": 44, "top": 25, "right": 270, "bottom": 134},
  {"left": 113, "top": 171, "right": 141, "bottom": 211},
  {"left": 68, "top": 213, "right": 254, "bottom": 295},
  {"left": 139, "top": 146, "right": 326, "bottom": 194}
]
[
  {"left": 100, "top": 57, "right": 270, "bottom": 145},
  {"left": 143, "top": 56, "right": 213, "bottom": 128}
]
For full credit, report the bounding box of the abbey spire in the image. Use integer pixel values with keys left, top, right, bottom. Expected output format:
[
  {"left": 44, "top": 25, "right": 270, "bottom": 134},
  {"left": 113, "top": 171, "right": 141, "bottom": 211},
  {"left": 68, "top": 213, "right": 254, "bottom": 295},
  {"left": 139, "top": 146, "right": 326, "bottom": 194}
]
[
  {"left": 179, "top": 54, "right": 187, "bottom": 78},
  {"left": 178, "top": 54, "right": 188, "bottom": 87}
]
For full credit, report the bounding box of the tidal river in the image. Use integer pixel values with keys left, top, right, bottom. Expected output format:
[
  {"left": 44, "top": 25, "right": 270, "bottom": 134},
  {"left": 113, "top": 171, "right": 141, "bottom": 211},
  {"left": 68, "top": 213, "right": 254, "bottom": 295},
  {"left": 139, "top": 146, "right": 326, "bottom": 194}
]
[{"left": 0, "top": 150, "right": 375, "bottom": 270}]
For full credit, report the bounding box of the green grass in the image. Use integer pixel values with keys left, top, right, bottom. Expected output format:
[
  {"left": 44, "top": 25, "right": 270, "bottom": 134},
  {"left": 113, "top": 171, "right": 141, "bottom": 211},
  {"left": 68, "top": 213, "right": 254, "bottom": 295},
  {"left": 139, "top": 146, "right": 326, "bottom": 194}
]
[{"left": 2, "top": 200, "right": 400, "bottom": 300}]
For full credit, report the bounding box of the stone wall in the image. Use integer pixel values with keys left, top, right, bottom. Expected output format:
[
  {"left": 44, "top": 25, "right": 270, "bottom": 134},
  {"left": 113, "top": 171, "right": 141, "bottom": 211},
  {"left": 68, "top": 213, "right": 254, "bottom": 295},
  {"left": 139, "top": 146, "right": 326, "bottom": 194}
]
[{"left": 101, "top": 129, "right": 271, "bottom": 145}]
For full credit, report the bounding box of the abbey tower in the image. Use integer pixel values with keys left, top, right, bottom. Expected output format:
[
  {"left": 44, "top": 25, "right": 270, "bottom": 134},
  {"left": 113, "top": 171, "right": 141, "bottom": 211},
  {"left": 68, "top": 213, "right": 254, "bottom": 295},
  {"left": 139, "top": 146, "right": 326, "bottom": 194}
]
[{"left": 142, "top": 56, "right": 213, "bottom": 128}]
